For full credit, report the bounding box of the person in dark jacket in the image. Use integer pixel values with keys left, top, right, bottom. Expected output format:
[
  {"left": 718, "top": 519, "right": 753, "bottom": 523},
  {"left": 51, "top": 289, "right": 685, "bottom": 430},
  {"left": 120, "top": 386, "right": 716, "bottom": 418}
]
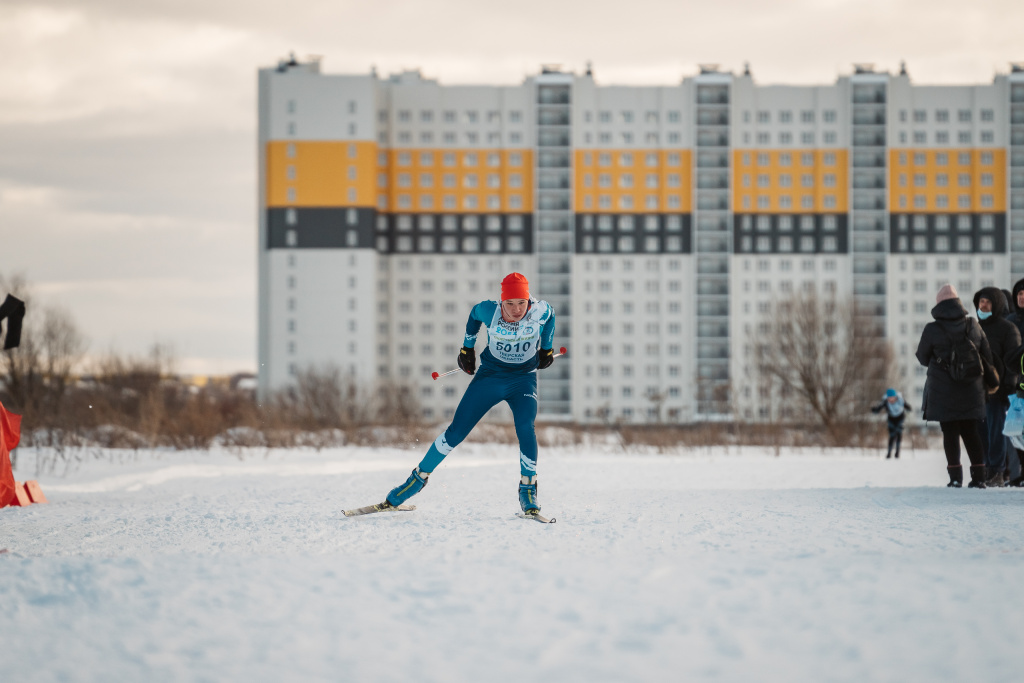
[
  {"left": 1001, "top": 289, "right": 1015, "bottom": 318},
  {"left": 1002, "top": 278, "right": 1024, "bottom": 484},
  {"left": 916, "top": 284, "right": 999, "bottom": 488},
  {"left": 972, "top": 287, "right": 1022, "bottom": 486},
  {"left": 871, "top": 388, "right": 911, "bottom": 459},
  {"left": 1007, "top": 278, "right": 1024, "bottom": 339},
  {"left": 1003, "top": 340, "right": 1024, "bottom": 486}
]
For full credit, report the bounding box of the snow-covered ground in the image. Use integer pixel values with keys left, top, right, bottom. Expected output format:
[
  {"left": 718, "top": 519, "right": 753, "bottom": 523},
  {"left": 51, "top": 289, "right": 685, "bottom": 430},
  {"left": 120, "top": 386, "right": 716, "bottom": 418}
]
[{"left": 3, "top": 442, "right": 1024, "bottom": 682}]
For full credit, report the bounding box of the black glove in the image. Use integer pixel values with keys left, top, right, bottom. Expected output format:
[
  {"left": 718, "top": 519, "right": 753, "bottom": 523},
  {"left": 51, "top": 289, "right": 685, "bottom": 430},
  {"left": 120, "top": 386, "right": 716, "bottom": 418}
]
[
  {"left": 458, "top": 346, "right": 476, "bottom": 375},
  {"left": 538, "top": 347, "right": 554, "bottom": 370}
]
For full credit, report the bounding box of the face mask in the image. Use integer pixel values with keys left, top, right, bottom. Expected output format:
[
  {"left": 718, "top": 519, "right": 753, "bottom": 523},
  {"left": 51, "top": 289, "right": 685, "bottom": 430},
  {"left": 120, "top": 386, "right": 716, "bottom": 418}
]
[{"left": 978, "top": 310, "right": 993, "bottom": 320}]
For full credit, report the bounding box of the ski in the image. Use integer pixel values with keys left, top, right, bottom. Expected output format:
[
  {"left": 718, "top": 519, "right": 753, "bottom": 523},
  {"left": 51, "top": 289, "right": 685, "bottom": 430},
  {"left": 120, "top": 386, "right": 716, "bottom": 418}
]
[
  {"left": 516, "top": 511, "right": 556, "bottom": 524},
  {"left": 343, "top": 502, "right": 416, "bottom": 517}
]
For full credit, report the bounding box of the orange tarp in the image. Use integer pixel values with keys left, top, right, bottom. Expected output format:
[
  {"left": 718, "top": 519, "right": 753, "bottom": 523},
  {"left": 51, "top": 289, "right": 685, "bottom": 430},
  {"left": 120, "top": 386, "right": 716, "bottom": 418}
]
[{"left": 0, "top": 400, "right": 23, "bottom": 508}]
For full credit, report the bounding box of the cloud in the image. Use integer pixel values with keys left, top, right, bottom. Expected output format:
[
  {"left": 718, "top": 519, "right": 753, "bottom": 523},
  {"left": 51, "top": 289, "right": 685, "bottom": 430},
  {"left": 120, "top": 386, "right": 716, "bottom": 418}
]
[{"left": 1, "top": 0, "right": 1023, "bottom": 376}]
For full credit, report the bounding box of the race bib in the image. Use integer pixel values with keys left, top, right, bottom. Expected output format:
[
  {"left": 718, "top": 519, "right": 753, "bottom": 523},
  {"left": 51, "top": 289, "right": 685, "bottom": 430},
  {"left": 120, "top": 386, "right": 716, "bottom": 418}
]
[{"left": 487, "top": 303, "right": 548, "bottom": 365}]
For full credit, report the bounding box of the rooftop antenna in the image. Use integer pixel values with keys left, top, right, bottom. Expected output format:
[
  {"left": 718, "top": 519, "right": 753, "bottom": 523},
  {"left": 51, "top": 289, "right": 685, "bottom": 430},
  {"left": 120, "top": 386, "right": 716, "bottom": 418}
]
[
  {"left": 585, "top": 60, "right": 593, "bottom": 77},
  {"left": 743, "top": 61, "right": 751, "bottom": 76},
  {"left": 899, "top": 60, "right": 907, "bottom": 76}
]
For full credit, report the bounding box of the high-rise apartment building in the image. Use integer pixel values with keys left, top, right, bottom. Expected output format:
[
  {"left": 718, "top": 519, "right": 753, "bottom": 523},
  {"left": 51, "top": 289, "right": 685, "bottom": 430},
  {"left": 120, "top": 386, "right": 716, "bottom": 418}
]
[{"left": 258, "top": 57, "right": 1024, "bottom": 423}]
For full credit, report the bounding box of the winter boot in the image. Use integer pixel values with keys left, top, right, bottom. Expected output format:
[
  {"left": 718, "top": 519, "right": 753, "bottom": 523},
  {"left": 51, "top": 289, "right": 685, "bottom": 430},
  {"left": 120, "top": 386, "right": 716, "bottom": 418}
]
[
  {"left": 967, "top": 465, "right": 987, "bottom": 489},
  {"left": 386, "top": 467, "right": 429, "bottom": 507},
  {"left": 1011, "top": 452, "right": 1024, "bottom": 487},
  {"left": 947, "top": 465, "right": 963, "bottom": 488},
  {"left": 985, "top": 471, "right": 1005, "bottom": 487},
  {"left": 518, "top": 475, "right": 540, "bottom": 513}
]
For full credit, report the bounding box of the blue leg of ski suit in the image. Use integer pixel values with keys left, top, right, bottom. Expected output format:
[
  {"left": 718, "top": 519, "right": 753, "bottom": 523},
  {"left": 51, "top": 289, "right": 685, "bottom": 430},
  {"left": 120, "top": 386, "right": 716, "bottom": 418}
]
[{"left": 418, "top": 368, "right": 538, "bottom": 476}]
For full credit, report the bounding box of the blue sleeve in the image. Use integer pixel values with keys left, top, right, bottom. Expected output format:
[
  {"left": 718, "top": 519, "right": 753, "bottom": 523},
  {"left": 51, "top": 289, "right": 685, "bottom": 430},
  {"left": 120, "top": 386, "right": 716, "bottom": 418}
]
[
  {"left": 464, "top": 301, "right": 497, "bottom": 347},
  {"left": 540, "top": 307, "right": 556, "bottom": 350}
]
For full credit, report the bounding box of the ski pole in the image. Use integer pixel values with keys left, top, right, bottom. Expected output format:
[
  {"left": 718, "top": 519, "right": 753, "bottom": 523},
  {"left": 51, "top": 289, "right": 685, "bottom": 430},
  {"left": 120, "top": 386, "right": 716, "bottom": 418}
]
[{"left": 431, "top": 347, "right": 567, "bottom": 380}]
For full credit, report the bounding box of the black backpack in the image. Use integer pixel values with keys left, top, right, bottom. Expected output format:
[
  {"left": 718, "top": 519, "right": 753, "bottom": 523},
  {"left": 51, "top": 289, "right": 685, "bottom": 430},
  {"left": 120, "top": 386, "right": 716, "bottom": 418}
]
[{"left": 941, "top": 319, "right": 984, "bottom": 383}]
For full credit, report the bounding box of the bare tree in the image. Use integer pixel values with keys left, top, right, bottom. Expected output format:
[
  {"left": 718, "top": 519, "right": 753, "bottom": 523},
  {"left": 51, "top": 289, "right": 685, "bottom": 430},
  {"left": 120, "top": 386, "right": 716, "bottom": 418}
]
[{"left": 749, "top": 291, "right": 893, "bottom": 443}]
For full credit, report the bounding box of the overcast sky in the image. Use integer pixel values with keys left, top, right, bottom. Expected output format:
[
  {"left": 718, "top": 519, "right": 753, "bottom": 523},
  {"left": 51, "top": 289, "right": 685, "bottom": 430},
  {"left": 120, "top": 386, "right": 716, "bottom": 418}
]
[{"left": 1, "top": 0, "right": 1022, "bottom": 375}]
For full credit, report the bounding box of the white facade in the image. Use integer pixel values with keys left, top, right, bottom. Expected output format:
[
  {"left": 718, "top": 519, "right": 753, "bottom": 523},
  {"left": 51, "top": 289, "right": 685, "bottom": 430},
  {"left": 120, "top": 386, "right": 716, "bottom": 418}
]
[{"left": 258, "top": 58, "right": 1024, "bottom": 424}]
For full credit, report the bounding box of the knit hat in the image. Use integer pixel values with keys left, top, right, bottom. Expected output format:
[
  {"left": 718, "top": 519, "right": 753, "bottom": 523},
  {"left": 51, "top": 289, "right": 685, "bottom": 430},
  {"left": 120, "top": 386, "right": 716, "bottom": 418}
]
[
  {"left": 501, "top": 272, "right": 530, "bottom": 301},
  {"left": 936, "top": 284, "right": 959, "bottom": 303},
  {"left": 886, "top": 388, "right": 897, "bottom": 398}
]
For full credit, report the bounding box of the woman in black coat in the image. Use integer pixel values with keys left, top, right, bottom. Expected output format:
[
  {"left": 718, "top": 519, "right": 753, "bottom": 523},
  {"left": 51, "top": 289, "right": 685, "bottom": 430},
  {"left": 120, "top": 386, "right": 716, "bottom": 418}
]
[{"left": 916, "top": 284, "right": 999, "bottom": 488}]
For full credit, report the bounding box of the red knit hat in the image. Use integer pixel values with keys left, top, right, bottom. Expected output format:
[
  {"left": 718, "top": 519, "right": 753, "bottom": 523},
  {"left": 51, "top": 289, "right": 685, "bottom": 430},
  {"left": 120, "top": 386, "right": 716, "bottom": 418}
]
[{"left": 501, "top": 272, "right": 530, "bottom": 301}]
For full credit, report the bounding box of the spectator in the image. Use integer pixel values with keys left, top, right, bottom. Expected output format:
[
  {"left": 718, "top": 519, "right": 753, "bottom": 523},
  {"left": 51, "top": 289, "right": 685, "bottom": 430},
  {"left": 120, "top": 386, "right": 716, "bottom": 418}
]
[
  {"left": 973, "top": 288, "right": 1021, "bottom": 487},
  {"left": 916, "top": 284, "right": 999, "bottom": 488}
]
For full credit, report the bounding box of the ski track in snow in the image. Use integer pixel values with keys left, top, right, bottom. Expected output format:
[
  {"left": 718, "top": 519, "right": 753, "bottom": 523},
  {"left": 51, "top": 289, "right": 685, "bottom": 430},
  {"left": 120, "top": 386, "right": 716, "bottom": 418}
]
[{"left": 3, "top": 443, "right": 1024, "bottom": 682}]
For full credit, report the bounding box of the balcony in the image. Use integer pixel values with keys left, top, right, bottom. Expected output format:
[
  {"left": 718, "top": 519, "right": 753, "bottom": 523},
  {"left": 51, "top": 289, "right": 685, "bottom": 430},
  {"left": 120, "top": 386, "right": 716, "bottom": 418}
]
[
  {"left": 853, "top": 151, "right": 885, "bottom": 167},
  {"left": 538, "top": 86, "right": 570, "bottom": 105},
  {"left": 852, "top": 85, "right": 886, "bottom": 104},
  {"left": 697, "top": 277, "right": 729, "bottom": 296},
  {"left": 697, "top": 172, "right": 729, "bottom": 189},
  {"left": 1012, "top": 84, "right": 1024, "bottom": 103},
  {"left": 697, "top": 342, "right": 730, "bottom": 359},
  {"left": 698, "top": 299, "right": 729, "bottom": 316},
  {"left": 538, "top": 214, "right": 570, "bottom": 230},
  {"left": 697, "top": 151, "right": 729, "bottom": 168},
  {"left": 853, "top": 192, "right": 886, "bottom": 210},
  {"left": 538, "top": 107, "right": 570, "bottom": 126},
  {"left": 853, "top": 108, "right": 886, "bottom": 125},
  {"left": 697, "top": 256, "right": 729, "bottom": 273},
  {"left": 697, "top": 131, "right": 729, "bottom": 147},
  {"left": 697, "top": 108, "right": 729, "bottom": 125},
  {"left": 1013, "top": 151, "right": 1024, "bottom": 167},
  {"left": 534, "top": 279, "right": 570, "bottom": 296},
  {"left": 853, "top": 130, "right": 886, "bottom": 147},
  {"left": 538, "top": 130, "right": 570, "bottom": 147},
  {"left": 696, "top": 86, "right": 729, "bottom": 105},
  {"left": 697, "top": 234, "right": 729, "bottom": 252},
  {"left": 853, "top": 256, "right": 886, "bottom": 274},
  {"left": 853, "top": 235, "right": 886, "bottom": 252},
  {"left": 697, "top": 215, "right": 729, "bottom": 231},
  {"left": 853, "top": 174, "right": 886, "bottom": 189},
  {"left": 538, "top": 234, "right": 572, "bottom": 252},
  {"left": 537, "top": 171, "right": 570, "bottom": 190},
  {"left": 537, "top": 193, "right": 570, "bottom": 211},
  {"left": 1012, "top": 128, "right": 1024, "bottom": 146},
  {"left": 854, "top": 279, "right": 886, "bottom": 296},
  {"left": 1012, "top": 171, "right": 1024, "bottom": 189},
  {"left": 538, "top": 256, "right": 570, "bottom": 274},
  {"left": 853, "top": 215, "right": 885, "bottom": 231},
  {"left": 538, "top": 151, "right": 570, "bottom": 168},
  {"left": 1011, "top": 106, "right": 1024, "bottom": 124},
  {"left": 697, "top": 193, "right": 729, "bottom": 210},
  {"left": 698, "top": 321, "right": 729, "bottom": 338}
]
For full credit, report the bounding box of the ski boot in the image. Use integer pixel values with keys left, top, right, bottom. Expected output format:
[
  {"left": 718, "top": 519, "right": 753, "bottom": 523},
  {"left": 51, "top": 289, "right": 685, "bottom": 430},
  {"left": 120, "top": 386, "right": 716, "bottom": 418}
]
[
  {"left": 386, "top": 467, "right": 429, "bottom": 507},
  {"left": 518, "top": 475, "right": 540, "bottom": 514},
  {"left": 947, "top": 465, "right": 963, "bottom": 488},
  {"left": 967, "top": 465, "right": 987, "bottom": 489}
]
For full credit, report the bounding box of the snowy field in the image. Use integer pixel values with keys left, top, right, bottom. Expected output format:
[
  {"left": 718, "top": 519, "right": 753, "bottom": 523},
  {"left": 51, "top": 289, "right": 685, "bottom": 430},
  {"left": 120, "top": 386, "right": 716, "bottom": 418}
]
[{"left": 3, "top": 442, "right": 1024, "bottom": 682}]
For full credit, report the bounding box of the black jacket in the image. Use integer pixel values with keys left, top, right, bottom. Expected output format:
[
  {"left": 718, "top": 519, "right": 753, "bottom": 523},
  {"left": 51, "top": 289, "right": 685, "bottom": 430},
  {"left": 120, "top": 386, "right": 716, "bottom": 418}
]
[
  {"left": 915, "top": 298, "right": 997, "bottom": 422},
  {"left": 973, "top": 287, "right": 1022, "bottom": 400},
  {"left": 1006, "top": 278, "right": 1024, "bottom": 340}
]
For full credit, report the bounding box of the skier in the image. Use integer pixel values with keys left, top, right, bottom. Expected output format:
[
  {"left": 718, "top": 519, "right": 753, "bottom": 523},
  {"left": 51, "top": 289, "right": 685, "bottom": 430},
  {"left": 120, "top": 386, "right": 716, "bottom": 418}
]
[
  {"left": 359, "top": 272, "right": 556, "bottom": 519},
  {"left": 870, "top": 388, "right": 911, "bottom": 459}
]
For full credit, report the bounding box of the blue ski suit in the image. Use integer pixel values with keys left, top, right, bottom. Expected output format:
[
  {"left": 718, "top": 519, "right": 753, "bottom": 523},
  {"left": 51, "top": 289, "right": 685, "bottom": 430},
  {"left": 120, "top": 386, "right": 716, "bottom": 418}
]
[{"left": 418, "top": 299, "right": 556, "bottom": 476}]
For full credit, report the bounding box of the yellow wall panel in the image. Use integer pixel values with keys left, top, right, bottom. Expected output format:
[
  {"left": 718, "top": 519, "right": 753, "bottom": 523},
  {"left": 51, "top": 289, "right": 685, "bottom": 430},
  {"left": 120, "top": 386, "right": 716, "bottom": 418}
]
[
  {"left": 732, "top": 149, "right": 847, "bottom": 213},
  {"left": 266, "top": 141, "right": 377, "bottom": 208},
  {"left": 384, "top": 149, "right": 533, "bottom": 213},
  {"left": 574, "top": 149, "right": 692, "bottom": 213},
  {"left": 889, "top": 149, "right": 1005, "bottom": 213}
]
